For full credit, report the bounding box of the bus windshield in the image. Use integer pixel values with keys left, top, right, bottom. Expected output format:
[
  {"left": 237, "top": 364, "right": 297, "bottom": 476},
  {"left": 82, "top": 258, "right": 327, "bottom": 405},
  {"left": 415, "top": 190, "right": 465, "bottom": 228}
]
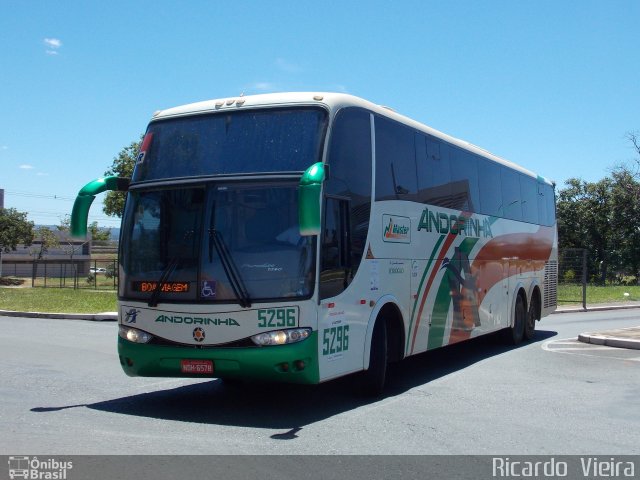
[
  {"left": 133, "top": 107, "right": 328, "bottom": 182},
  {"left": 120, "top": 183, "right": 316, "bottom": 304}
]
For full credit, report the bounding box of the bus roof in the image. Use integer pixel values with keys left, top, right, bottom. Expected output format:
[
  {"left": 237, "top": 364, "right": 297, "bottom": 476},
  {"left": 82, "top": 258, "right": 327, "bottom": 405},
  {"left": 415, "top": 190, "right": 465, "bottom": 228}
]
[{"left": 152, "top": 92, "right": 553, "bottom": 186}]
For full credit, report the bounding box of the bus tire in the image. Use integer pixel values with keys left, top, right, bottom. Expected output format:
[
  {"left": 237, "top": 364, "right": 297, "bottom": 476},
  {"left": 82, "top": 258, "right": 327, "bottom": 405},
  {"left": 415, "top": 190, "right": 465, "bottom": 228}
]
[
  {"left": 360, "top": 318, "right": 388, "bottom": 396},
  {"left": 524, "top": 296, "right": 538, "bottom": 341},
  {"left": 505, "top": 294, "right": 526, "bottom": 345}
]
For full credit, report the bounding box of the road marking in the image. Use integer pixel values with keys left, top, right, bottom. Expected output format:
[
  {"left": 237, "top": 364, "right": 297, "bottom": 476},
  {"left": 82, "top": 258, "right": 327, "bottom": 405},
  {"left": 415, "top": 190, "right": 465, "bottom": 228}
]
[
  {"left": 542, "top": 337, "right": 640, "bottom": 362},
  {"left": 554, "top": 346, "right": 610, "bottom": 351}
]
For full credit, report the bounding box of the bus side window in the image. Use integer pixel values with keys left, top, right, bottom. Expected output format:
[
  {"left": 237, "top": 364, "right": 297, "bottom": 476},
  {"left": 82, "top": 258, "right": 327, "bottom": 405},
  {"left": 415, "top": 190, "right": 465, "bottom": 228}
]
[
  {"left": 478, "top": 158, "right": 502, "bottom": 216},
  {"left": 325, "top": 107, "right": 372, "bottom": 278},
  {"left": 548, "top": 184, "right": 557, "bottom": 225},
  {"left": 520, "top": 174, "right": 538, "bottom": 224},
  {"left": 500, "top": 167, "right": 522, "bottom": 221},
  {"left": 375, "top": 116, "right": 417, "bottom": 201},
  {"left": 320, "top": 196, "right": 351, "bottom": 300},
  {"left": 450, "top": 148, "right": 479, "bottom": 212}
]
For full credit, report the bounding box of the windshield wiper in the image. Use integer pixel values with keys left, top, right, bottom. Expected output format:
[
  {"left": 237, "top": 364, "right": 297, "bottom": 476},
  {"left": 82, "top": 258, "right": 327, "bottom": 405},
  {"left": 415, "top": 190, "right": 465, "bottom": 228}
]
[
  {"left": 209, "top": 229, "right": 252, "bottom": 308},
  {"left": 148, "top": 229, "right": 197, "bottom": 307},
  {"left": 148, "top": 256, "right": 179, "bottom": 307}
]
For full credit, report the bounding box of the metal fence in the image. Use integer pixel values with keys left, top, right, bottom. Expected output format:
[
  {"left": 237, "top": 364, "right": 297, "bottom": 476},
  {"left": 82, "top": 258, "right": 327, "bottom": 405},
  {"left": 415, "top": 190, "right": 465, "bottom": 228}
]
[
  {"left": 557, "top": 248, "right": 587, "bottom": 309},
  {"left": 1, "top": 259, "right": 118, "bottom": 290}
]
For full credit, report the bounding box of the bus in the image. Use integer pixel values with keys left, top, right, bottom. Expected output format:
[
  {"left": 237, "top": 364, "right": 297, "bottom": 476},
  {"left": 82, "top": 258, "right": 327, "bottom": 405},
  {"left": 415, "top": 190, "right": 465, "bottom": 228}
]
[{"left": 71, "top": 92, "right": 557, "bottom": 394}]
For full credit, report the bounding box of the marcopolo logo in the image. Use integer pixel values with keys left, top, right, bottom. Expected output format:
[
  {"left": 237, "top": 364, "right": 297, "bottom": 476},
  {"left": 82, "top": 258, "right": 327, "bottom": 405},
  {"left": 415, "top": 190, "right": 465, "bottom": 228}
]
[
  {"left": 8, "top": 456, "right": 73, "bottom": 479},
  {"left": 155, "top": 315, "right": 240, "bottom": 326},
  {"left": 383, "top": 215, "right": 411, "bottom": 243}
]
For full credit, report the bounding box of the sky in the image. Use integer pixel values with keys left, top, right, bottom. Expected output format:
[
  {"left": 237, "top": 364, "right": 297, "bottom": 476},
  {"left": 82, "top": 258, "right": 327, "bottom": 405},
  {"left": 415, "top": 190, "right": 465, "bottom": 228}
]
[{"left": 1, "top": 0, "right": 639, "bottom": 228}]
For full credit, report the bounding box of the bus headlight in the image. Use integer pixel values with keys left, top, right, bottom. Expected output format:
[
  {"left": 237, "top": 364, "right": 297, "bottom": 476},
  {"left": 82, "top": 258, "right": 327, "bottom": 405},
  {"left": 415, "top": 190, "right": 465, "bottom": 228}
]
[
  {"left": 119, "top": 326, "right": 154, "bottom": 344},
  {"left": 251, "top": 328, "right": 311, "bottom": 346}
]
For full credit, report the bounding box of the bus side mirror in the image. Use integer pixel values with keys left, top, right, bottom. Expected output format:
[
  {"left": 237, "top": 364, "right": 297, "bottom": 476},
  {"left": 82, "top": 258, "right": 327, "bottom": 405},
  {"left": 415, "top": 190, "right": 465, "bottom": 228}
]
[
  {"left": 71, "top": 176, "right": 130, "bottom": 238},
  {"left": 298, "top": 162, "right": 326, "bottom": 236}
]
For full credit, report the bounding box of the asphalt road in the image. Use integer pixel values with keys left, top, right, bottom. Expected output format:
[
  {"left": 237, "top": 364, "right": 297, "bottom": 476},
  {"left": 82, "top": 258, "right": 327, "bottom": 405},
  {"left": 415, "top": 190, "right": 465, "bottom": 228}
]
[{"left": 1, "top": 309, "right": 639, "bottom": 455}]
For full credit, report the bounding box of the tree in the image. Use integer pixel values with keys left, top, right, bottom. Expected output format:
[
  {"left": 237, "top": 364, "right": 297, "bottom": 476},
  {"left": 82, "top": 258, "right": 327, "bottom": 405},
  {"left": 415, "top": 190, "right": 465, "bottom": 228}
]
[
  {"left": 33, "top": 226, "right": 60, "bottom": 260},
  {"left": 103, "top": 135, "right": 142, "bottom": 218},
  {"left": 88, "top": 221, "right": 111, "bottom": 242},
  {"left": 0, "top": 208, "right": 34, "bottom": 253},
  {"left": 556, "top": 131, "right": 640, "bottom": 284},
  {"left": 609, "top": 169, "right": 640, "bottom": 280},
  {"left": 59, "top": 216, "right": 110, "bottom": 242},
  {"left": 556, "top": 177, "right": 616, "bottom": 283},
  {"left": 557, "top": 173, "right": 640, "bottom": 283},
  {"left": 57, "top": 216, "right": 88, "bottom": 264}
]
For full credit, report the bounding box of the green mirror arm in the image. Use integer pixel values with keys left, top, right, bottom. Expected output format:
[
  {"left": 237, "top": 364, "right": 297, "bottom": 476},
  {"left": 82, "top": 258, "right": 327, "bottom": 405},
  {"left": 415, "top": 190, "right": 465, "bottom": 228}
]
[
  {"left": 298, "top": 162, "right": 326, "bottom": 236},
  {"left": 70, "top": 176, "right": 130, "bottom": 238}
]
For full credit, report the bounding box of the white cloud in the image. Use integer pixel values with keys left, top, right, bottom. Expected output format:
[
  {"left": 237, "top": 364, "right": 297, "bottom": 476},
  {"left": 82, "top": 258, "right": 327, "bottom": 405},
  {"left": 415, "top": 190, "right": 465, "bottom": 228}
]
[
  {"left": 37, "top": 172, "right": 49, "bottom": 176},
  {"left": 44, "top": 38, "right": 62, "bottom": 55},
  {"left": 275, "top": 58, "right": 302, "bottom": 74},
  {"left": 19, "top": 164, "right": 35, "bottom": 170},
  {"left": 250, "top": 82, "right": 277, "bottom": 92},
  {"left": 44, "top": 38, "right": 62, "bottom": 48}
]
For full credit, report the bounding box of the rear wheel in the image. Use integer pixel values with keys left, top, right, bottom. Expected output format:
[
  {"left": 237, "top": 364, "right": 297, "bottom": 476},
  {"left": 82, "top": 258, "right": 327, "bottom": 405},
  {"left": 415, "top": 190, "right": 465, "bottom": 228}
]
[
  {"left": 505, "top": 294, "right": 525, "bottom": 345},
  {"left": 524, "top": 296, "right": 539, "bottom": 341},
  {"left": 359, "top": 318, "right": 388, "bottom": 396}
]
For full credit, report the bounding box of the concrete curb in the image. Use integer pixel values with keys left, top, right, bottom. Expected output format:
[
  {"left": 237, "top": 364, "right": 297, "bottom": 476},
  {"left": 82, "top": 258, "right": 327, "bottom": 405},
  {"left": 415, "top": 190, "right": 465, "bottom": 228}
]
[
  {"left": 578, "top": 330, "right": 640, "bottom": 350},
  {"left": 0, "top": 309, "right": 117, "bottom": 321},
  {"left": 554, "top": 303, "right": 640, "bottom": 314}
]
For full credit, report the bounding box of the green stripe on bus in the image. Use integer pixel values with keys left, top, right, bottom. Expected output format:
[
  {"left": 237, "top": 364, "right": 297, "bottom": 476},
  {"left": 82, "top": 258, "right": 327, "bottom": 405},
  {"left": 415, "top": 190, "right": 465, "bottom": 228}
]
[
  {"left": 405, "top": 234, "right": 445, "bottom": 354},
  {"left": 427, "top": 237, "right": 478, "bottom": 350}
]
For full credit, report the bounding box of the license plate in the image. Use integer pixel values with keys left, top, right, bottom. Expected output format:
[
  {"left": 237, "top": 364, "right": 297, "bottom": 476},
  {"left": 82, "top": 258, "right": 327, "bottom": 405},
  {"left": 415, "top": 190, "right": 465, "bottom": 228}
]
[{"left": 180, "top": 359, "right": 214, "bottom": 374}]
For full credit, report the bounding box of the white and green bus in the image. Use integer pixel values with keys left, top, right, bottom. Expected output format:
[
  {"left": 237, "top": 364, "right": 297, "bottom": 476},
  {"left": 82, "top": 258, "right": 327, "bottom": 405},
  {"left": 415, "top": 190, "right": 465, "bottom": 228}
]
[{"left": 71, "top": 92, "right": 557, "bottom": 393}]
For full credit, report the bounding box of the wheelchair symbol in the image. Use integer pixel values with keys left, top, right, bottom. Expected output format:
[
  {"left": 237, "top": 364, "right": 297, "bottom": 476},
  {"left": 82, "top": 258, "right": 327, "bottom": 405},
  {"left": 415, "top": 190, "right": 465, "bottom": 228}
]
[{"left": 201, "top": 281, "right": 216, "bottom": 298}]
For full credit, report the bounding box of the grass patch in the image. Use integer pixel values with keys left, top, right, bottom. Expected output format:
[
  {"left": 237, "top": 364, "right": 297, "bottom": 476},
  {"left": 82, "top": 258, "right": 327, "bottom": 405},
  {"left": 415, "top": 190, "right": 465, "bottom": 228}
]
[
  {"left": 558, "top": 284, "right": 640, "bottom": 305},
  {"left": 0, "top": 287, "right": 117, "bottom": 313}
]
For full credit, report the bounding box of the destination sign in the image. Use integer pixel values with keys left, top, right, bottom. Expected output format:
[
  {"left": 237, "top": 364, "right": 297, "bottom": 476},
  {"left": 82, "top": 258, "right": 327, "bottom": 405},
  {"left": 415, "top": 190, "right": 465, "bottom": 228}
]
[{"left": 132, "top": 281, "right": 191, "bottom": 293}]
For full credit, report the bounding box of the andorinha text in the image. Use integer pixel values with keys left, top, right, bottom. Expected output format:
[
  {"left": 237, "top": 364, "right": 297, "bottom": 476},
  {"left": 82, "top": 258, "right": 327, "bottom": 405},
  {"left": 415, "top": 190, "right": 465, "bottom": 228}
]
[
  {"left": 155, "top": 315, "right": 239, "bottom": 326},
  {"left": 418, "top": 208, "right": 493, "bottom": 238},
  {"left": 492, "top": 457, "right": 635, "bottom": 477}
]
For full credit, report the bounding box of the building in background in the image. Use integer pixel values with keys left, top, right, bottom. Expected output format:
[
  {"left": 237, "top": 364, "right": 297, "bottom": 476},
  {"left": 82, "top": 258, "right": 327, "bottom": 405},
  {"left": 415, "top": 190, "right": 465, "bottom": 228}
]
[{"left": 1, "top": 231, "right": 92, "bottom": 277}]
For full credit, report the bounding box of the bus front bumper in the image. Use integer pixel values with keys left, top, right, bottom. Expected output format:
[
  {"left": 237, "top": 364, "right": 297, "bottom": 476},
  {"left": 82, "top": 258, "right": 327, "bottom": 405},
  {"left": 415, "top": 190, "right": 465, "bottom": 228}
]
[{"left": 117, "top": 332, "right": 319, "bottom": 384}]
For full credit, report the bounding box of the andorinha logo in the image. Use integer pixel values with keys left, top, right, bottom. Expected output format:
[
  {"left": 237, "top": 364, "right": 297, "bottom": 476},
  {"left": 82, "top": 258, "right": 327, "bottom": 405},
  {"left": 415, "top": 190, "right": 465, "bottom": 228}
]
[
  {"left": 418, "top": 207, "right": 493, "bottom": 239},
  {"left": 383, "top": 215, "right": 411, "bottom": 243},
  {"left": 155, "top": 315, "right": 239, "bottom": 326},
  {"left": 7, "top": 456, "right": 73, "bottom": 479}
]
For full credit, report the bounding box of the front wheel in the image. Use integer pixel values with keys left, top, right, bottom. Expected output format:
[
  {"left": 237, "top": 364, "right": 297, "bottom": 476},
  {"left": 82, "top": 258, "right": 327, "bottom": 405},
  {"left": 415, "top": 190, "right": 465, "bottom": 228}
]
[{"left": 359, "top": 319, "right": 388, "bottom": 396}]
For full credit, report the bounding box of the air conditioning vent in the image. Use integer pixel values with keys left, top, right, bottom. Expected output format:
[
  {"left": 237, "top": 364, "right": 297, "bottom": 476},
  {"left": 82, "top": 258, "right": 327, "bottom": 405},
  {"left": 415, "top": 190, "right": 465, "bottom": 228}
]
[{"left": 543, "top": 260, "right": 558, "bottom": 308}]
